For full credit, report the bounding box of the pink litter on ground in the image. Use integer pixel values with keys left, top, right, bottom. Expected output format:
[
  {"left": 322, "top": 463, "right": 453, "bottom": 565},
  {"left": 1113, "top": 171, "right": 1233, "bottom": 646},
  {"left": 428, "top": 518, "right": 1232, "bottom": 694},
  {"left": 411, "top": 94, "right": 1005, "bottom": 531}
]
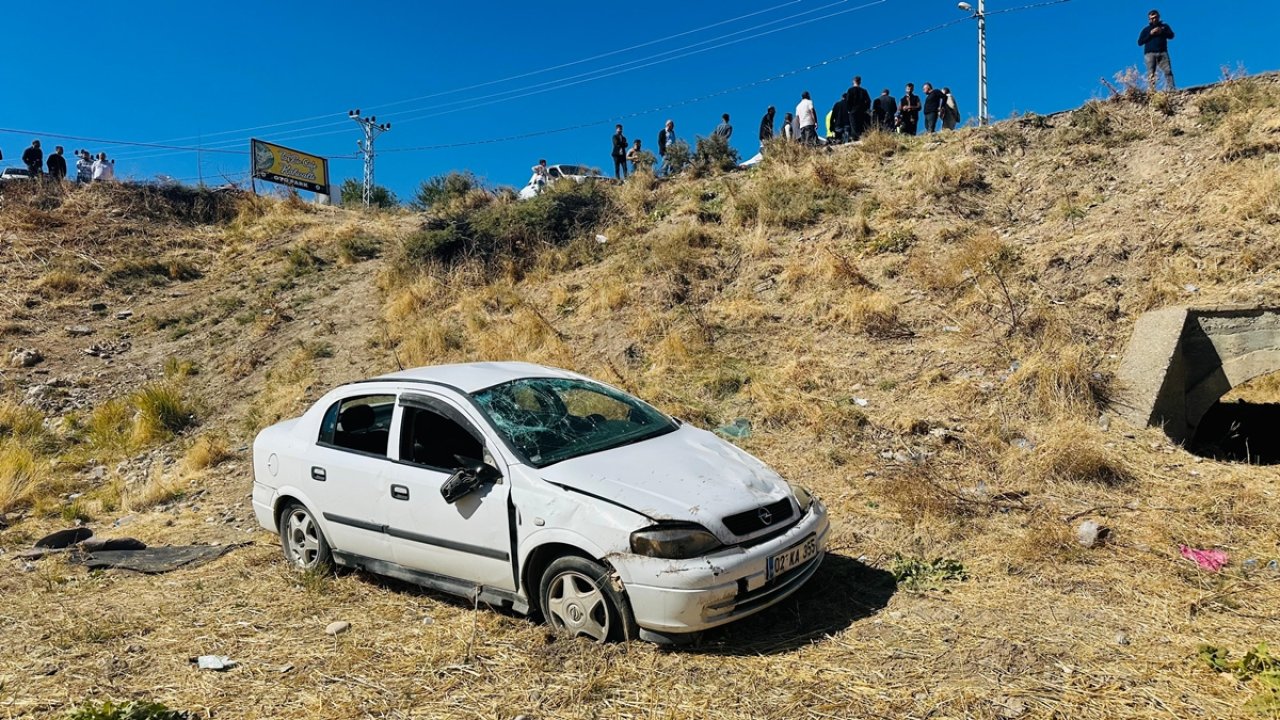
[{"left": 1179, "top": 545, "right": 1230, "bottom": 572}]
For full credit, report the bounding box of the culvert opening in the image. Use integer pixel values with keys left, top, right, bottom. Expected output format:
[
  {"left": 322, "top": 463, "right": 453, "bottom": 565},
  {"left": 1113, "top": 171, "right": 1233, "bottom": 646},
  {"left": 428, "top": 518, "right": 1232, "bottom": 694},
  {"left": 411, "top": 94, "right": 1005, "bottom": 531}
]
[{"left": 1187, "top": 374, "right": 1280, "bottom": 465}]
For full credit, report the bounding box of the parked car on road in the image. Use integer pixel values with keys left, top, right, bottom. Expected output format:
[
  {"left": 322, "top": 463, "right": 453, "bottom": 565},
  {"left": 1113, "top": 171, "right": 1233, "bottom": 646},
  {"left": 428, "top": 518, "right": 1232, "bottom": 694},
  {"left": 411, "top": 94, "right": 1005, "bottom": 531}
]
[
  {"left": 252, "top": 362, "right": 829, "bottom": 643},
  {"left": 517, "top": 164, "right": 610, "bottom": 199}
]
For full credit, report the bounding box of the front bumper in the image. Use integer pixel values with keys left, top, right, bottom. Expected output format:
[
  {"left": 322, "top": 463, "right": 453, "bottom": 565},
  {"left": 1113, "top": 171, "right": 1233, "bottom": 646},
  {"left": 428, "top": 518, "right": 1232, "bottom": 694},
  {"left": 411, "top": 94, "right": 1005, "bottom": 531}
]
[{"left": 613, "top": 498, "right": 830, "bottom": 634}]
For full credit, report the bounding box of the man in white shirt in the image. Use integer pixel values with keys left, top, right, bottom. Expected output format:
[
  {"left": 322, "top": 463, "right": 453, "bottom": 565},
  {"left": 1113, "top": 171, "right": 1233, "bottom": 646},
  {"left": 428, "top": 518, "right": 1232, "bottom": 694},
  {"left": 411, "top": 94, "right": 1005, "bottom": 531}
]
[
  {"left": 795, "top": 91, "right": 817, "bottom": 146},
  {"left": 92, "top": 152, "right": 115, "bottom": 181}
]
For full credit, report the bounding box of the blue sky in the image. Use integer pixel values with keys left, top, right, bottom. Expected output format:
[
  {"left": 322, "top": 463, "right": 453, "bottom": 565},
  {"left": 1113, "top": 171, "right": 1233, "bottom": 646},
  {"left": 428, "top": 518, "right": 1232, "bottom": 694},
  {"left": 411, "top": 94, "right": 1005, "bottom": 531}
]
[{"left": 1, "top": 1, "right": 1275, "bottom": 200}]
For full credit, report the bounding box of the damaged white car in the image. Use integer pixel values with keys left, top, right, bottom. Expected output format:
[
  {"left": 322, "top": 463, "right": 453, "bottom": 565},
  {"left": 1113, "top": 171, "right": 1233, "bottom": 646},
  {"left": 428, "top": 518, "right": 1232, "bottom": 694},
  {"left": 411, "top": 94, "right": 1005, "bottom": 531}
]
[{"left": 251, "top": 362, "right": 828, "bottom": 643}]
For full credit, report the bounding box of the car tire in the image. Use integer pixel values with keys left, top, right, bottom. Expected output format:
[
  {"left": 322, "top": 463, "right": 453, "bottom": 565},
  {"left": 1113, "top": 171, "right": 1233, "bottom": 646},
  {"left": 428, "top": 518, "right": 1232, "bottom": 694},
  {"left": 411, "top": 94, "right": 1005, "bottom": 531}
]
[
  {"left": 539, "top": 556, "right": 638, "bottom": 643},
  {"left": 278, "top": 502, "right": 332, "bottom": 572}
]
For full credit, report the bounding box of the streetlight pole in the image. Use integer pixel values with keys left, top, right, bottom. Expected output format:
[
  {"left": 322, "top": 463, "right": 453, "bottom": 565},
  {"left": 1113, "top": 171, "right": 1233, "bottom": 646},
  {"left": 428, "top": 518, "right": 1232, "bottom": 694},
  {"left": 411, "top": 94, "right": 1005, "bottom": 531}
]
[{"left": 958, "top": 1, "right": 988, "bottom": 126}]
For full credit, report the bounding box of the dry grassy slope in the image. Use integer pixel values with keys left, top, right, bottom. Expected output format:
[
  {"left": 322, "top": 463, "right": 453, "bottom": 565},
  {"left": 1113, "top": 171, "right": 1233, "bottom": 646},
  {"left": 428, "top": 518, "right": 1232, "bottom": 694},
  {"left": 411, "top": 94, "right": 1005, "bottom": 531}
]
[{"left": 1, "top": 76, "right": 1279, "bottom": 719}]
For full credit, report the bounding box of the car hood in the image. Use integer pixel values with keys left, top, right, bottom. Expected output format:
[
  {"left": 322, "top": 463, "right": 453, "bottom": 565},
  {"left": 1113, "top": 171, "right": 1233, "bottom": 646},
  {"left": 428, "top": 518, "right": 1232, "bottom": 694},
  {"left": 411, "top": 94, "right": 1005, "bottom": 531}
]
[{"left": 536, "top": 424, "right": 793, "bottom": 541}]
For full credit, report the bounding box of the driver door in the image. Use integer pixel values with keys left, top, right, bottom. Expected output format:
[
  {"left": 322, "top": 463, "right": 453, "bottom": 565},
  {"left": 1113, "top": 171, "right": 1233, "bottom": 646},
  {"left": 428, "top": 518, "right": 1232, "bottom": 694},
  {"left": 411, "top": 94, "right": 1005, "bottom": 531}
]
[{"left": 383, "top": 393, "right": 515, "bottom": 591}]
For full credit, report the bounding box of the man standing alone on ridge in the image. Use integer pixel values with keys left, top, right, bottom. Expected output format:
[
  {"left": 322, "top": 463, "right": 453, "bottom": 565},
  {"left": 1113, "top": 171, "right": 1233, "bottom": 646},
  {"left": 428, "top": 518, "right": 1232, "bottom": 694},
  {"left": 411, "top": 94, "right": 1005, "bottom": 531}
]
[
  {"left": 22, "top": 140, "right": 43, "bottom": 178},
  {"left": 846, "top": 76, "right": 872, "bottom": 141},
  {"left": 611, "top": 124, "right": 628, "bottom": 180},
  {"left": 46, "top": 146, "right": 67, "bottom": 181},
  {"left": 1138, "top": 9, "right": 1175, "bottom": 90},
  {"left": 922, "top": 83, "right": 946, "bottom": 133}
]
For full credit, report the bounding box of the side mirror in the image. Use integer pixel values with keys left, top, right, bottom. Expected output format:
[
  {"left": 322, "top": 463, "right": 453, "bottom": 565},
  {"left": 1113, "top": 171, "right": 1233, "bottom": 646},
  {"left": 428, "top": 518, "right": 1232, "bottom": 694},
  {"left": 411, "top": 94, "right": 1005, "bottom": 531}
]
[{"left": 440, "top": 456, "right": 502, "bottom": 504}]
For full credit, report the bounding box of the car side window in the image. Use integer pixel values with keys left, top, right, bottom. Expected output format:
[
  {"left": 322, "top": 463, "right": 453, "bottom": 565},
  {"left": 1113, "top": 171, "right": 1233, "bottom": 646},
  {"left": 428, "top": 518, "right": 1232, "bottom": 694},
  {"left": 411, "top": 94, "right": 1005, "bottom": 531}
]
[
  {"left": 318, "top": 394, "right": 395, "bottom": 457},
  {"left": 399, "top": 405, "right": 485, "bottom": 471}
]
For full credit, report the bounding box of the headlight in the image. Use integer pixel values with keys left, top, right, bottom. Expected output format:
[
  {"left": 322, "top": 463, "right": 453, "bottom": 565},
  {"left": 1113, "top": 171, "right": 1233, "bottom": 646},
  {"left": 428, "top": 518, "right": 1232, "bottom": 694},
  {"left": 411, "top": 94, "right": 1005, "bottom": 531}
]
[
  {"left": 792, "top": 485, "right": 814, "bottom": 513},
  {"left": 630, "top": 523, "right": 723, "bottom": 559}
]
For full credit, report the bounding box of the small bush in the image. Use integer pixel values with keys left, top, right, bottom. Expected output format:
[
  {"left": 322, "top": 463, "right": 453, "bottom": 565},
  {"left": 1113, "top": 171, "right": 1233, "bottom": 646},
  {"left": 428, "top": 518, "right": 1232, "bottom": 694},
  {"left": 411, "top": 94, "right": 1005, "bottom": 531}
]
[
  {"left": 66, "top": 700, "right": 190, "bottom": 720},
  {"left": 1031, "top": 421, "right": 1132, "bottom": 486},
  {"left": 0, "top": 440, "right": 43, "bottom": 514},
  {"left": 412, "top": 171, "right": 485, "bottom": 211},
  {"left": 183, "top": 433, "right": 233, "bottom": 471},
  {"left": 339, "top": 178, "right": 397, "bottom": 209},
  {"left": 891, "top": 555, "right": 968, "bottom": 592},
  {"left": 661, "top": 140, "right": 692, "bottom": 177},
  {"left": 691, "top": 134, "right": 740, "bottom": 177},
  {"left": 131, "top": 383, "right": 198, "bottom": 443}
]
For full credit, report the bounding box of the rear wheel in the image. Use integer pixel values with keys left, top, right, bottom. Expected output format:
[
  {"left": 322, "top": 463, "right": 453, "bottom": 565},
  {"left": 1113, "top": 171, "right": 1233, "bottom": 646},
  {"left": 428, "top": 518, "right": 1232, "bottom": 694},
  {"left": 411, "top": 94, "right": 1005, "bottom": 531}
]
[
  {"left": 540, "top": 556, "right": 638, "bottom": 643},
  {"left": 279, "top": 502, "right": 332, "bottom": 572}
]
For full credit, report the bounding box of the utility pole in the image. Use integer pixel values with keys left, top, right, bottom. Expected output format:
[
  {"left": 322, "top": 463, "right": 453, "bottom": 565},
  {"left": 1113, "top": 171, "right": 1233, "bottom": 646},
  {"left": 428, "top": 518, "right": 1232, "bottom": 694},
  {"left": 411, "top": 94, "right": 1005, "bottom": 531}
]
[
  {"left": 348, "top": 109, "right": 391, "bottom": 207},
  {"left": 957, "top": 1, "right": 988, "bottom": 126}
]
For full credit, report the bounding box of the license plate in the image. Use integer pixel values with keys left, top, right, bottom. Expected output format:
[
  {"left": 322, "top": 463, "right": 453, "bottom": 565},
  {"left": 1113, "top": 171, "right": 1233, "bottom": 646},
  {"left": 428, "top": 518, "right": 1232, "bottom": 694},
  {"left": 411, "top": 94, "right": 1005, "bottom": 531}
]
[{"left": 767, "top": 534, "right": 818, "bottom": 581}]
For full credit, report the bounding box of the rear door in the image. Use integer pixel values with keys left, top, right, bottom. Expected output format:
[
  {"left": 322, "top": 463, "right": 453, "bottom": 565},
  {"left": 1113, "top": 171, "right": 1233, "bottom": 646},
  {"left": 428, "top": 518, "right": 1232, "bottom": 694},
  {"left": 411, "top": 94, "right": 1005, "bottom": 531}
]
[
  {"left": 308, "top": 392, "right": 396, "bottom": 561},
  {"left": 383, "top": 391, "right": 515, "bottom": 591}
]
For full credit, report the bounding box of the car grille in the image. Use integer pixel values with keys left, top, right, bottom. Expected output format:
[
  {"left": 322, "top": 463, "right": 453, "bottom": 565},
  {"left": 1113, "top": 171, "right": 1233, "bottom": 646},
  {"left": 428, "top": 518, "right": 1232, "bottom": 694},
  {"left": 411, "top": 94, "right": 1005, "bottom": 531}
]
[{"left": 722, "top": 498, "right": 794, "bottom": 536}]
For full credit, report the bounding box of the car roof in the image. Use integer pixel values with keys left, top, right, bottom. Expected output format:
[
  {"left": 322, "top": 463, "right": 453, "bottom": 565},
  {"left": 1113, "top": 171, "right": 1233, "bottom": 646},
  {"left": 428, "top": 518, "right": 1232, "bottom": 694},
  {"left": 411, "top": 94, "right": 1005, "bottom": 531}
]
[{"left": 371, "top": 361, "right": 581, "bottom": 393}]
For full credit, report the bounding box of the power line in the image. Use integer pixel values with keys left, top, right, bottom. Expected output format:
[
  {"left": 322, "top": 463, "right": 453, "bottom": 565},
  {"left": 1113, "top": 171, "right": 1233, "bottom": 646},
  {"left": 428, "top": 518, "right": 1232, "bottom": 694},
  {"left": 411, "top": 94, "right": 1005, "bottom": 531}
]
[
  {"left": 377, "top": 0, "right": 1070, "bottom": 154},
  {"left": 113, "top": 0, "right": 892, "bottom": 160},
  {"left": 114, "top": 0, "right": 813, "bottom": 151},
  {"left": 0, "top": 127, "right": 250, "bottom": 155}
]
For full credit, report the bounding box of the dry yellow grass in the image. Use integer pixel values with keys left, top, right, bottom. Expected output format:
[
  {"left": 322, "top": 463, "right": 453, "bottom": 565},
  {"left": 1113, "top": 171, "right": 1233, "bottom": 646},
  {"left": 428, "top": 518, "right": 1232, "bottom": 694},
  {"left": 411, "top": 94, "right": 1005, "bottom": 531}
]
[{"left": 5, "top": 76, "right": 1280, "bottom": 720}]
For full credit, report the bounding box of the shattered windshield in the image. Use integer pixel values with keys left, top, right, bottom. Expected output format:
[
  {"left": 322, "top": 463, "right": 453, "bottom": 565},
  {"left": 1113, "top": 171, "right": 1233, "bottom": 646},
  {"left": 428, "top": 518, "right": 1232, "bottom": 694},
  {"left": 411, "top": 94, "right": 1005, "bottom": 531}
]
[{"left": 471, "top": 377, "right": 677, "bottom": 467}]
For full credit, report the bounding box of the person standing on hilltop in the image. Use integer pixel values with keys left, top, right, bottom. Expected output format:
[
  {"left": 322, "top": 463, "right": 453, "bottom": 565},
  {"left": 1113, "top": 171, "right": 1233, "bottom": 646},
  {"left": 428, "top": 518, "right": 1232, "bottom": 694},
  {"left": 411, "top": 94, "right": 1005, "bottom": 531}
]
[
  {"left": 92, "top": 152, "right": 114, "bottom": 182},
  {"left": 713, "top": 113, "right": 733, "bottom": 140},
  {"left": 796, "top": 91, "right": 817, "bottom": 146},
  {"left": 758, "top": 106, "right": 775, "bottom": 148},
  {"left": 899, "top": 83, "right": 921, "bottom": 136},
  {"left": 846, "top": 76, "right": 872, "bottom": 140},
  {"left": 657, "top": 120, "right": 676, "bottom": 168},
  {"left": 611, "top": 124, "right": 628, "bottom": 180},
  {"left": 1138, "top": 9, "right": 1175, "bottom": 91},
  {"left": 830, "top": 92, "right": 850, "bottom": 145},
  {"left": 922, "top": 83, "right": 946, "bottom": 133},
  {"left": 22, "top": 140, "right": 43, "bottom": 178},
  {"left": 872, "top": 89, "right": 896, "bottom": 132},
  {"left": 942, "top": 88, "right": 961, "bottom": 130},
  {"left": 781, "top": 112, "right": 795, "bottom": 141},
  {"left": 76, "top": 150, "right": 93, "bottom": 183},
  {"left": 626, "top": 139, "right": 643, "bottom": 173},
  {"left": 46, "top": 146, "right": 67, "bottom": 181}
]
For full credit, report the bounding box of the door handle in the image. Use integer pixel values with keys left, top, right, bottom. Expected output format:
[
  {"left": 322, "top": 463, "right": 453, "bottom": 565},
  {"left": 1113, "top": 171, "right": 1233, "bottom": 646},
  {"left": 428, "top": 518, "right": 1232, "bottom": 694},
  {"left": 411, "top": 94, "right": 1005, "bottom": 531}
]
[
  {"left": 391, "top": 484, "right": 410, "bottom": 501},
  {"left": 311, "top": 466, "right": 326, "bottom": 482}
]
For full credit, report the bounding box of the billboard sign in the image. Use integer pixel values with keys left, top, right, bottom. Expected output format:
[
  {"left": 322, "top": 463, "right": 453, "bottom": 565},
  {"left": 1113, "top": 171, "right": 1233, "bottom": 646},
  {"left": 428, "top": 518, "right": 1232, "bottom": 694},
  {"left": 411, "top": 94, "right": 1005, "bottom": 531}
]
[{"left": 251, "top": 139, "right": 329, "bottom": 195}]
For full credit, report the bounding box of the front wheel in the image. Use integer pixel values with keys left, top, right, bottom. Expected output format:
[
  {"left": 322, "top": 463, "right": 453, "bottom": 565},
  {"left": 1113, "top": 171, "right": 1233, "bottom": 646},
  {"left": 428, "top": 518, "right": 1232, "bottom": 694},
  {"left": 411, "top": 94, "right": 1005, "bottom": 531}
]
[
  {"left": 279, "top": 502, "right": 332, "bottom": 572},
  {"left": 540, "top": 556, "right": 638, "bottom": 643}
]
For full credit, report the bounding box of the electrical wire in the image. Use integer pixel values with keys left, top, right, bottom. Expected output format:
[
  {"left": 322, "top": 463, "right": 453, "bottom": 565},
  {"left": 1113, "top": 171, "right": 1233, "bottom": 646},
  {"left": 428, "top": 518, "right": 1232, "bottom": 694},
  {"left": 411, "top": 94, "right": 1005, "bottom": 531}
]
[
  {"left": 377, "top": 0, "right": 1071, "bottom": 154},
  {"left": 0, "top": 127, "right": 249, "bottom": 155},
  {"left": 114, "top": 0, "right": 892, "bottom": 160},
  {"left": 111, "top": 0, "right": 818, "bottom": 152}
]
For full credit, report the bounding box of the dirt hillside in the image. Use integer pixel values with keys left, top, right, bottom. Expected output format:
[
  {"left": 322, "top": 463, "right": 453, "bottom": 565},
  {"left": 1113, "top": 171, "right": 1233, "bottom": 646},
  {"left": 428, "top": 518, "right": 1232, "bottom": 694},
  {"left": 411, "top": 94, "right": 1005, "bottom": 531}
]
[{"left": 1, "top": 75, "right": 1279, "bottom": 719}]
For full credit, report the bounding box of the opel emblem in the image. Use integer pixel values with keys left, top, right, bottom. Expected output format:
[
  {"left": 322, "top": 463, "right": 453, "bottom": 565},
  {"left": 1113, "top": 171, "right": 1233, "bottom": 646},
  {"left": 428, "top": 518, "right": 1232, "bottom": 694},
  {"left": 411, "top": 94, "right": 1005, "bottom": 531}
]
[{"left": 758, "top": 507, "right": 773, "bottom": 525}]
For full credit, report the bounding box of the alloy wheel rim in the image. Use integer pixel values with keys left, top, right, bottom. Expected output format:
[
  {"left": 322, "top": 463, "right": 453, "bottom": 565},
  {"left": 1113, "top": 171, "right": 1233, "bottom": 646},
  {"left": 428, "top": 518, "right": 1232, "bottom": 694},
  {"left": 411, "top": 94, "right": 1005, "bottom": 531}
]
[{"left": 547, "top": 571, "right": 611, "bottom": 642}]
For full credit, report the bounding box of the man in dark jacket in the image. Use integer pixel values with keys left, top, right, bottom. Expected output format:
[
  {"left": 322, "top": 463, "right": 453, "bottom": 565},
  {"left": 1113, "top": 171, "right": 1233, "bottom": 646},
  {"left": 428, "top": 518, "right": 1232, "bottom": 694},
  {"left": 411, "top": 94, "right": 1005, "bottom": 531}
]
[
  {"left": 1138, "top": 9, "right": 1175, "bottom": 90},
  {"left": 830, "top": 93, "right": 849, "bottom": 145},
  {"left": 46, "top": 145, "right": 67, "bottom": 181},
  {"left": 22, "top": 140, "right": 43, "bottom": 178},
  {"left": 658, "top": 120, "right": 675, "bottom": 158},
  {"left": 872, "top": 89, "right": 896, "bottom": 132},
  {"left": 758, "top": 106, "right": 775, "bottom": 147},
  {"left": 846, "top": 76, "right": 872, "bottom": 140},
  {"left": 922, "top": 83, "right": 946, "bottom": 133},
  {"left": 611, "top": 124, "right": 628, "bottom": 180},
  {"left": 899, "top": 84, "right": 921, "bottom": 136}
]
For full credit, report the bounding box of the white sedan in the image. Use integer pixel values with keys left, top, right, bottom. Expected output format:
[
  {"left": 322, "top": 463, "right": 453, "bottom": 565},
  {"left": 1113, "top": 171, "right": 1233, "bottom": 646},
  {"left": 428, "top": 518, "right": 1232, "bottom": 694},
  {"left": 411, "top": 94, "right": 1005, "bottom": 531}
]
[{"left": 251, "top": 362, "right": 829, "bottom": 643}]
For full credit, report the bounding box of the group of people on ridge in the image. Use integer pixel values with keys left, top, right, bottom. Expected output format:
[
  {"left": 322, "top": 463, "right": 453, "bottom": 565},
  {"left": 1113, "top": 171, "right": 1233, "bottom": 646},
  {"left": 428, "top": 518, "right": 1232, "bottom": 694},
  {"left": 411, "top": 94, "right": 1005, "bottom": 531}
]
[{"left": 8, "top": 139, "right": 116, "bottom": 183}]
